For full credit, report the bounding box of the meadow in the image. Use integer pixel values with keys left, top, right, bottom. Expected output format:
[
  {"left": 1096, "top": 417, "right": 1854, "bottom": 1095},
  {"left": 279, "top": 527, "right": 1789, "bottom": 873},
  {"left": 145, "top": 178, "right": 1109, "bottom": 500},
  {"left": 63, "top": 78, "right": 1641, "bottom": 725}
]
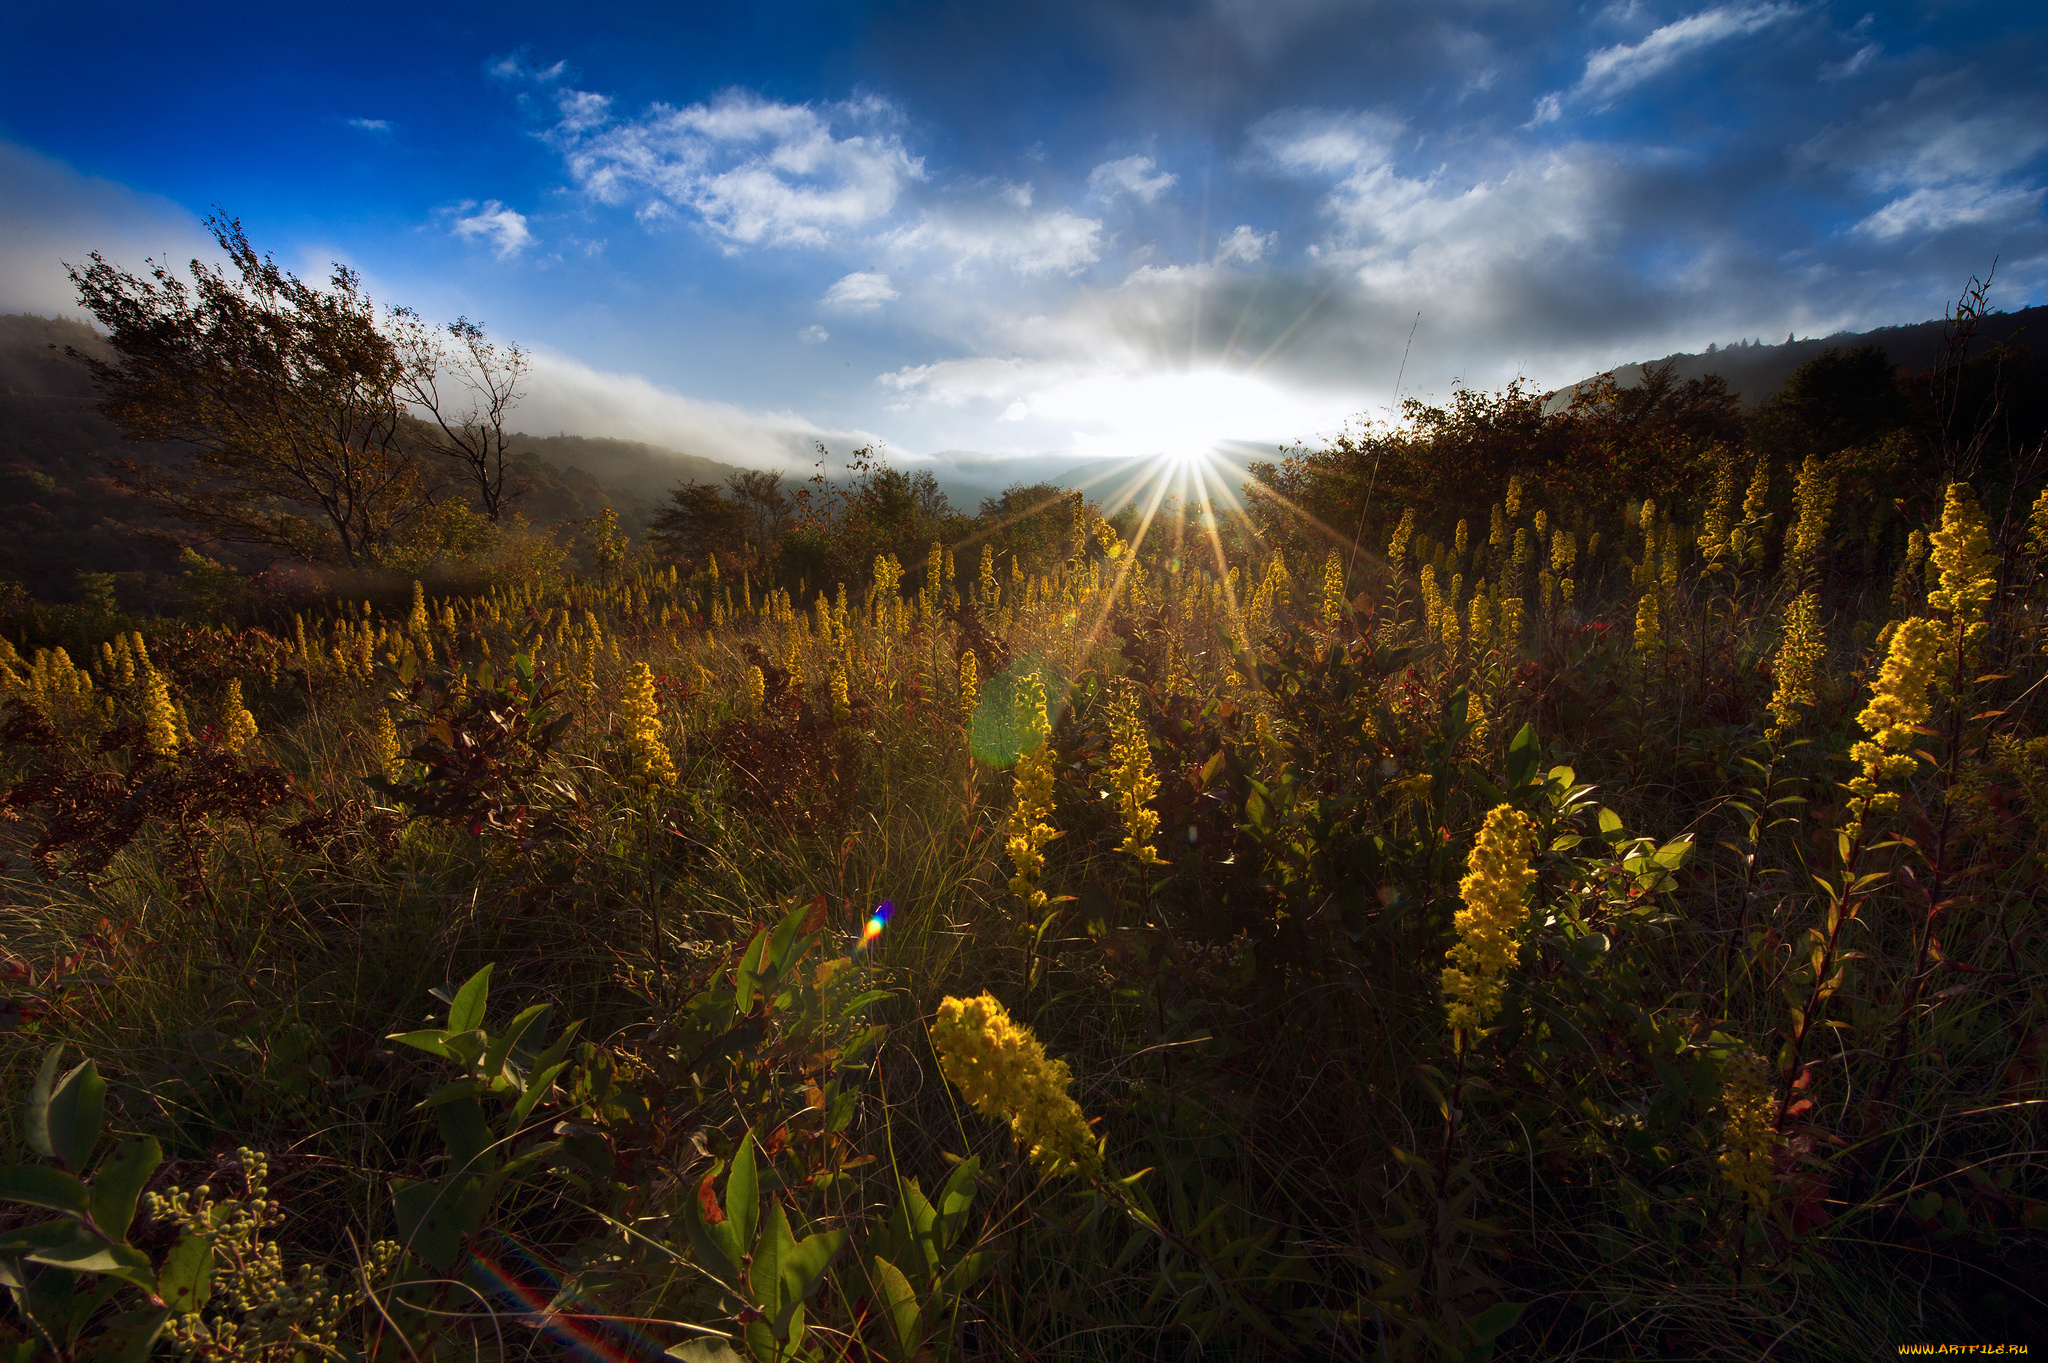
[{"left": 3, "top": 355, "right": 2047, "bottom": 1362}]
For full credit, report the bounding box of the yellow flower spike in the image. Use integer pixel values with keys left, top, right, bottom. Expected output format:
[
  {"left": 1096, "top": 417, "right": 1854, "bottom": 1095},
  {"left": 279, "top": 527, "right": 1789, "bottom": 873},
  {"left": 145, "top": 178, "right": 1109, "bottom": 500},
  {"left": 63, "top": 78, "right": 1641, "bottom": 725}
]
[
  {"left": 958, "top": 649, "right": 980, "bottom": 725},
  {"left": 1717, "top": 1045, "right": 1778, "bottom": 1208},
  {"left": 1633, "top": 590, "right": 1661, "bottom": 658},
  {"left": 1442, "top": 804, "right": 1539, "bottom": 1033},
  {"left": 620, "top": 662, "right": 677, "bottom": 787},
  {"left": 1767, "top": 591, "right": 1825, "bottom": 738},
  {"left": 1006, "top": 672, "right": 1058, "bottom": 911},
  {"left": 141, "top": 666, "right": 180, "bottom": 759},
  {"left": 744, "top": 665, "right": 766, "bottom": 715},
  {"left": 1387, "top": 508, "right": 1415, "bottom": 569},
  {"left": 1846, "top": 615, "right": 1941, "bottom": 824},
  {"left": 373, "top": 709, "right": 403, "bottom": 781},
  {"left": 829, "top": 653, "right": 851, "bottom": 720},
  {"left": 1108, "top": 691, "right": 1164, "bottom": 865},
  {"left": 1927, "top": 481, "right": 1998, "bottom": 666},
  {"left": 930, "top": 993, "right": 1102, "bottom": 1179},
  {"left": 221, "top": 679, "right": 258, "bottom": 755}
]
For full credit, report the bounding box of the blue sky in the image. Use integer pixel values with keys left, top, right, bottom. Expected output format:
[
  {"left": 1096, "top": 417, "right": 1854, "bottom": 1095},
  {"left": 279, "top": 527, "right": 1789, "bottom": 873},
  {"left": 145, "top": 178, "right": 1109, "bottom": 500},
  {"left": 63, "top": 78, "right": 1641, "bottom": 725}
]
[{"left": 3, "top": 0, "right": 2045, "bottom": 481}]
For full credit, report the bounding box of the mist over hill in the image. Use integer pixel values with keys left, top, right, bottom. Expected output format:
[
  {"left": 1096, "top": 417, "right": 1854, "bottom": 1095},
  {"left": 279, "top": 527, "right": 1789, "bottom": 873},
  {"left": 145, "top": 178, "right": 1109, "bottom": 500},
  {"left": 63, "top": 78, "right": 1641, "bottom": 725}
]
[{"left": 1568, "top": 304, "right": 2048, "bottom": 407}]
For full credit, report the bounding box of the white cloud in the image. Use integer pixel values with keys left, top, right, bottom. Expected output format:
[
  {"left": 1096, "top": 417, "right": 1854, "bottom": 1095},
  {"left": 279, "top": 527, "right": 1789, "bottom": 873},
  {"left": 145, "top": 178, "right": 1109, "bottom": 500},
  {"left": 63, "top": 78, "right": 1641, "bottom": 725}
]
[
  {"left": 447, "top": 200, "right": 535, "bottom": 260},
  {"left": 1574, "top": 4, "right": 1800, "bottom": 101},
  {"left": 1855, "top": 181, "right": 2046, "bottom": 240},
  {"left": 799, "top": 324, "right": 830, "bottom": 344},
  {"left": 550, "top": 88, "right": 924, "bottom": 248},
  {"left": 1215, "top": 224, "right": 1276, "bottom": 265},
  {"left": 1528, "top": 94, "right": 1563, "bottom": 127},
  {"left": 1804, "top": 71, "right": 2048, "bottom": 241},
  {"left": 345, "top": 118, "right": 392, "bottom": 133},
  {"left": 1820, "top": 42, "right": 1879, "bottom": 83},
  {"left": 0, "top": 139, "right": 218, "bottom": 315},
  {"left": 881, "top": 203, "right": 1103, "bottom": 276},
  {"left": 822, "top": 270, "right": 900, "bottom": 310},
  {"left": 1087, "top": 154, "right": 1178, "bottom": 205},
  {"left": 518, "top": 347, "right": 877, "bottom": 471}
]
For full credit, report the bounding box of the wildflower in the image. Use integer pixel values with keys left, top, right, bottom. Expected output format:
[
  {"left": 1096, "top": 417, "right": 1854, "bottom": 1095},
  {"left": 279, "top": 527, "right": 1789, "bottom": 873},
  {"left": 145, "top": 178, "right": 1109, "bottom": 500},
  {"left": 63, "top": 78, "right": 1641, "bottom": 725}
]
[
  {"left": 1006, "top": 672, "right": 1059, "bottom": 912},
  {"left": 409, "top": 580, "right": 429, "bottom": 638},
  {"left": 744, "top": 665, "right": 766, "bottom": 715},
  {"left": 1741, "top": 458, "right": 1772, "bottom": 569},
  {"left": 959, "top": 649, "right": 980, "bottom": 724},
  {"left": 1891, "top": 529, "right": 1929, "bottom": 612},
  {"left": 2028, "top": 485, "right": 2048, "bottom": 560},
  {"left": 1320, "top": 549, "right": 1346, "bottom": 626},
  {"left": 930, "top": 993, "right": 1101, "bottom": 1178},
  {"left": 620, "top": 661, "right": 677, "bottom": 786},
  {"left": 1504, "top": 476, "right": 1524, "bottom": 520},
  {"left": 1785, "top": 453, "right": 1835, "bottom": 579},
  {"left": 1697, "top": 446, "right": 1739, "bottom": 563},
  {"left": 1488, "top": 502, "right": 1506, "bottom": 553},
  {"left": 1388, "top": 508, "right": 1415, "bottom": 568},
  {"left": 1498, "top": 597, "right": 1524, "bottom": 652},
  {"left": 141, "top": 666, "right": 180, "bottom": 758},
  {"left": 1767, "top": 592, "right": 1825, "bottom": 739},
  {"left": 1442, "top": 804, "right": 1538, "bottom": 1033},
  {"left": 1550, "top": 529, "right": 1576, "bottom": 578},
  {"left": 1846, "top": 615, "right": 1941, "bottom": 820},
  {"left": 1717, "top": 1046, "right": 1778, "bottom": 1208},
  {"left": 1108, "top": 692, "right": 1164, "bottom": 864},
  {"left": 1927, "top": 481, "right": 1998, "bottom": 670},
  {"left": 829, "top": 654, "right": 851, "bottom": 720},
  {"left": 221, "top": 678, "right": 258, "bottom": 754},
  {"left": 1454, "top": 519, "right": 1469, "bottom": 561},
  {"left": 1633, "top": 591, "right": 1661, "bottom": 658},
  {"left": 1533, "top": 509, "right": 1547, "bottom": 538},
  {"left": 373, "top": 709, "right": 404, "bottom": 781}
]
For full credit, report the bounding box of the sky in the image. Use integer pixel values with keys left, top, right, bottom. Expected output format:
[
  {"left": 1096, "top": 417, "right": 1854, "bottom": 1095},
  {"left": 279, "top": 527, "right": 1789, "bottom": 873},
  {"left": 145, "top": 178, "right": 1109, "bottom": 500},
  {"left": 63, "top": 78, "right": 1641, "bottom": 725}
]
[{"left": 3, "top": 0, "right": 2045, "bottom": 486}]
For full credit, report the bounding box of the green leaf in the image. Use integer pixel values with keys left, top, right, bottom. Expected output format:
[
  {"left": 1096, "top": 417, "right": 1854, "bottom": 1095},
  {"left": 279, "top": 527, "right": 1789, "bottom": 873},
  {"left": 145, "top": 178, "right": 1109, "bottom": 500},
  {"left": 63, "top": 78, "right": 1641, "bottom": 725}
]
[
  {"left": 726, "top": 1138, "right": 758, "bottom": 1264},
  {"left": 1505, "top": 724, "right": 1541, "bottom": 790},
  {"left": 27, "top": 1239, "right": 157, "bottom": 1296},
  {"left": 89, "top": 1139, "right": 162, "bottom": 1241},
  {"left": 446, "top": 965, "right": 494, "bottom": 1034},
  {"left": 510, "top": 1062, "right": 570, "bottom": 1130},
  {"left": 680, "top": 1164, "right": 742, "bottom": 1288},
  {"left": 100, "top": 1306, "right": 172, "bottom": 1363},
  {"left": 778, "top": 1229, "right": 844, "bottom": 1318},
  {"left": 482, "top": 1004, "right": 550, "bottom": 1088},
  {"left": 901, "top": 1181, "right": 940, "bottom": 1280},
  {"left": 24, "top": 1048, "right": 63, "bottom": 1162},
  {"left": 437, "top": 1098, "right": 497, "bottom": 1177},
  {"left": 870, "top": 1254, "right": 923, "bottom": 1358},
  {"left": 39, "top": 1057, "right": 105, "bottom": 1173},
  {"left": 664, "top": 1340, "right": 745, "bottom": 1363},
  {"left": 0, "top": 1165, "right": 90, "bottom": 1216},
  {"left": 1597, "top": 807, "right": 1624, "bottom": 842},
  {"left": 749, "top": 1200, "right": 794, "bottom": 1318},
  {"left": 1468, "top": 1300, "right": 1524, "bottom": 1344},
  {"left": 734, "top": 930, "right": 767, "bottom": 1016},
  {"left": 386, "top": 1030, "right": 456, "bottom": 1059},
  {"left": 392, "top": 1176, "right": 477, "bottom": 1274},
  {"left": 157, "top": 1234, "right": 212, "bottom": 1315},
  {"left": 935, "top": 1157, "right": 980, "bottom": 1254}
]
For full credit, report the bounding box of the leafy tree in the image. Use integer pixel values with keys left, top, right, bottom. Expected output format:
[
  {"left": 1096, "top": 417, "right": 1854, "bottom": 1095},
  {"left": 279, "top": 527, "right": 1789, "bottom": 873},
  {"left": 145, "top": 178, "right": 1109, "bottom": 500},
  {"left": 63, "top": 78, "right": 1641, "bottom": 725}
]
[
  {"left": 67, "top": 217, "right": 429, "bottom": 567},
  {"left": 648, "top": 481, "right": 750, "bottom": 565},
  {"left": 1753, "top": 344, "right": 1906, "bottom": 459}
]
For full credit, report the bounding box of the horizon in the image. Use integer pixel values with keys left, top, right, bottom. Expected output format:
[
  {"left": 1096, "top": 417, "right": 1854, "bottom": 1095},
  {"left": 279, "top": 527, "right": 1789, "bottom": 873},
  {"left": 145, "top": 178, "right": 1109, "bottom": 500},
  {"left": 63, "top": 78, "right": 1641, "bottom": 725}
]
[{"left": 3, "top": 1, "right": 2044, "bottom": 483}]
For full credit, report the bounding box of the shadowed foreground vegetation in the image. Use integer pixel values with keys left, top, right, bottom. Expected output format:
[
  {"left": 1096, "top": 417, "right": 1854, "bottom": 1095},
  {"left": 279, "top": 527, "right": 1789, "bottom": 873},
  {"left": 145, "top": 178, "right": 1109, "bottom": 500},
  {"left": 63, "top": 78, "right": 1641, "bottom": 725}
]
[{"left": 3, "top": 266, "right": 2048, "bottom": 1361}]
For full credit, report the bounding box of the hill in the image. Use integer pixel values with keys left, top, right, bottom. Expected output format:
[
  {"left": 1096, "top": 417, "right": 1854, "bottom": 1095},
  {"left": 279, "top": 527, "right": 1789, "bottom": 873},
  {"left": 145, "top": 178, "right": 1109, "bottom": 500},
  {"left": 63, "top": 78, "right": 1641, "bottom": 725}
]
[
  {"left": 0, "top": 314, "right": 749, "bottom": 602},
  {"left": 1574, "top": 303, "right": 2048, "bottom": 406}
]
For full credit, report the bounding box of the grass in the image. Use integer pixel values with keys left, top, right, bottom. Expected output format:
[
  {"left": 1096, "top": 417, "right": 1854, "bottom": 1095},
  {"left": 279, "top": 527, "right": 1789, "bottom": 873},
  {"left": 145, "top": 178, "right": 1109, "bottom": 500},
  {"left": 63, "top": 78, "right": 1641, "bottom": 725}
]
[{"left": 1, "top": 476, "right": 2044, "bottom": 1361}]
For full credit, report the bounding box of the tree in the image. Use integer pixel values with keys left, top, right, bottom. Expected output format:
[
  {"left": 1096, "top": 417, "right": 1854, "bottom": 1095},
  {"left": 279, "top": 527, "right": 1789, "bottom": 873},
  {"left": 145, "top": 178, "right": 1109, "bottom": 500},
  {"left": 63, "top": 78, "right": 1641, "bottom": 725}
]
[
  {"left": 66, "top": 216, "right": 430, "bottom": 567},
  {"left": 725, "top": 469, "right": 793, "bottom": 545},
  {"left": 648, "top": 480, "right": 749, "bottom": 564},
  {"left": 392, "top": 313, "right": 533, "bottom": 522},
  {"left": 1752, "top": 344, "right": 1905, "bottom": 459}
]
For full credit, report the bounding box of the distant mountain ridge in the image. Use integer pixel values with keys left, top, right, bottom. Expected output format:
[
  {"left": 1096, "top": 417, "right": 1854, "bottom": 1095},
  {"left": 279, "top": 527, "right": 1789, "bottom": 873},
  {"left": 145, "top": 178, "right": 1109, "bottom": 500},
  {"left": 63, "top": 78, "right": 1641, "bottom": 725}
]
[{"left": 1571, "top": 304, "right": 2048, "bottom": 407}]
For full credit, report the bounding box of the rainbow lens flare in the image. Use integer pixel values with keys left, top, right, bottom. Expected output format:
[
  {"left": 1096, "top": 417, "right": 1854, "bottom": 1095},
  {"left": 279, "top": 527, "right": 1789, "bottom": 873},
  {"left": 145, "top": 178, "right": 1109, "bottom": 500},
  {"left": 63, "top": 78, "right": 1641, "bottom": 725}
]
[{"left": 860, "top": 900, "right": 894, "bottom": 950}]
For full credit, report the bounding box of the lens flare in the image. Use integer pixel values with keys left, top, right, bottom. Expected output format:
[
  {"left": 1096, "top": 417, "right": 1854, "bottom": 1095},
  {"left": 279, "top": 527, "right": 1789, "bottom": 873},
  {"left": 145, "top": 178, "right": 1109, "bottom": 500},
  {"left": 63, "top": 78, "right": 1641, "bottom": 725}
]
[{"left": 860, "top": 900, "right": 894, "bottom": 950}]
